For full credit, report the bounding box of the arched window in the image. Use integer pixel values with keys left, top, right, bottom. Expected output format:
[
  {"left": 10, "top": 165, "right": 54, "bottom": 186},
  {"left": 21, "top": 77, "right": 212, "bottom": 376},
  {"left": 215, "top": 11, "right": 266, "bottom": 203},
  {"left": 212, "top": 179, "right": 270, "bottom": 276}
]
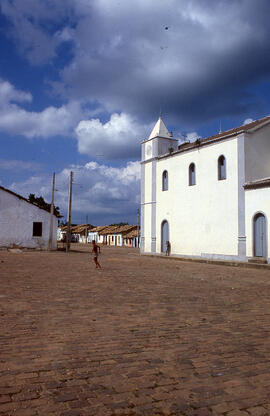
[
  {"left": 218, "top": 155, "right": 226, "bottom": 180},
  {"left": 189, "top": 163, "right": 196, "bottom": 186},
  {"left": 162, "top": 170, "right": 168, "bottom": 191}
]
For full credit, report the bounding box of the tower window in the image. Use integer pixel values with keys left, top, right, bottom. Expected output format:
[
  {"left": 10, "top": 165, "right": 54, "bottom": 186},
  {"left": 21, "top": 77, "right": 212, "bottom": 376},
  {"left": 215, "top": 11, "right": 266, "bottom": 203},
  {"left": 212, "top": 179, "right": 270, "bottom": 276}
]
[
  {"left": 218, "top": 155, "right": 226, "bottom": 180},
  {"left": 162, "top": 170, "right": 168, "bottom": 191},
  {"left": 189, "top": 163, "right": 196, "bottom": 186}
]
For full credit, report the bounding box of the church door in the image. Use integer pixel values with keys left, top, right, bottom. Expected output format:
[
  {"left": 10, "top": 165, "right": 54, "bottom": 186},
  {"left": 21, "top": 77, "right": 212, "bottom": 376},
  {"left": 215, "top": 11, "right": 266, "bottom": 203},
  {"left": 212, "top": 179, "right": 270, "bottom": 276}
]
[
  {"left": 254, "top": 214, "right": 267, "bottom": 257},
  {"left": 161, "top": 220, "right": 169, "bottom": 253}
]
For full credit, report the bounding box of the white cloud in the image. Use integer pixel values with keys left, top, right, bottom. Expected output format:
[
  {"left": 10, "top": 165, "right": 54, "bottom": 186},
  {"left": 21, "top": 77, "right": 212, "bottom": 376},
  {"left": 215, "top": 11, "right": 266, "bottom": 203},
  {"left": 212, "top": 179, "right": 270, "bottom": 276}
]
[
  {"left": 52, "top": 0, "right": 270, "bottom": 122},
  {"left": 75, "top": 112, "right": 150, "bottom": 159},
  {"left": 3, "top": 0, "right": 269, "bottom": 122},
  {"left": 9, "top": 159, "right": 141, "bottom": 224},
  {"left": 0, "top": 79, "right": 83, "bottom": 138},
  {"left": 243, "top": 118, "right": 254, "bottom": 125},
  {"left": 1, "top": 0, "right": 270, "bottom": 133},
  {"left": 186, "top": 132, "right": 200, "bottom": 143},
  {"left": 178, "top": 131, "right": 200, "bottom": 143},
  {"left": 0, "top": 79, "right": 32, "bottom": 105},
  {"left": 0, "top": 159, "right": 42, "bottom": 171},
  {"left": 1, "top": 0, "right": 74, "bottom": 64}
]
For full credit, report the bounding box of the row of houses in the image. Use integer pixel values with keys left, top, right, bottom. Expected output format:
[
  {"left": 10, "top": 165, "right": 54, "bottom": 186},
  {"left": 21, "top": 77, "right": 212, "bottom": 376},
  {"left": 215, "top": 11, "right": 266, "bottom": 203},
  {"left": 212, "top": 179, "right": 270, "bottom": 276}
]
[
  {"left": 58, "top": 224, "right": 140, "bottom": 248},
  {"left": 0, "top": 183, "right": 140, "bottom": 251}
]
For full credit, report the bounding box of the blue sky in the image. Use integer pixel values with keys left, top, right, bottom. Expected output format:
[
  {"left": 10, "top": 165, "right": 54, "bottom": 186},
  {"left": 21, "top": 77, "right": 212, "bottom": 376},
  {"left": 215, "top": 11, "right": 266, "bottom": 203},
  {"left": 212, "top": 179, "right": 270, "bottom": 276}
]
[{"left": 1, "top": 0, "right": 270, "bottom": 225}]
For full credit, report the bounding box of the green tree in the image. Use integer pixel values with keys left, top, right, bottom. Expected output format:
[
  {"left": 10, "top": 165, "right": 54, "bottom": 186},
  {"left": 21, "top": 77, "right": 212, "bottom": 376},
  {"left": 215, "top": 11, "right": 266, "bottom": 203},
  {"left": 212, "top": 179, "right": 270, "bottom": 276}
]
[{"left": 28, "top": 194, "right": 60, "bottom": 216}]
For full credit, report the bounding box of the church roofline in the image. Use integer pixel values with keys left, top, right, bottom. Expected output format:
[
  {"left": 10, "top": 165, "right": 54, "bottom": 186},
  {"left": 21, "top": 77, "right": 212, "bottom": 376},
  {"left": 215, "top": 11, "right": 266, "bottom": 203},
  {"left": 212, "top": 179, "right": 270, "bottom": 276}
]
[
  {"left": 176, "top": 114, "right": 270, "bottom": 153},
  {"left": 148, "top": 116, "right": 173, "bottom": 140},
  {"left": 141, "top": 114, "right": 270, "bottom": 159},
  {"left": 244, "top": 177, "right": 270, "bottom": 190},
  {"left": 141, "top": 135, "right": 178, "bottom": 144}
]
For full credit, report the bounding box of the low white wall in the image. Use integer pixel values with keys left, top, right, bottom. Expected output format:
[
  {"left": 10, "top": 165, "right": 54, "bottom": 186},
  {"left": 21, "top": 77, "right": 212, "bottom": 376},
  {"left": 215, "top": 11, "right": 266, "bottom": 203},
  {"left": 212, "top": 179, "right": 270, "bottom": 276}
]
[
  {"left": 0, "top": 189, "right": 58, "bottom": 249},
  {"left": 245, "top": 187, "right": 270, "bottom": 260}
]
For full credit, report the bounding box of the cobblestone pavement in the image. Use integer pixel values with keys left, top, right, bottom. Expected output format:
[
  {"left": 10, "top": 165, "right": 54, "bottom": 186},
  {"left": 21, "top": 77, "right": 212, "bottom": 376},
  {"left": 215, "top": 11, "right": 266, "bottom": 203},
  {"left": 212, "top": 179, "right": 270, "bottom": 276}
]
[{"left": 1, "top": 245, "right": 270, "bottom": 416}]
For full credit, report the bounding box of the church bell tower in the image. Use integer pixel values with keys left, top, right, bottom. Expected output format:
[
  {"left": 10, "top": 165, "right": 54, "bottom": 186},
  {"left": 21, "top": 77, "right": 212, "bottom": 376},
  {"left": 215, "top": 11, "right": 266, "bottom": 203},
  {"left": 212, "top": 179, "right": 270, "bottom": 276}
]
[{"left": 140, "top": 116, "right": 177, "bottom": 253}]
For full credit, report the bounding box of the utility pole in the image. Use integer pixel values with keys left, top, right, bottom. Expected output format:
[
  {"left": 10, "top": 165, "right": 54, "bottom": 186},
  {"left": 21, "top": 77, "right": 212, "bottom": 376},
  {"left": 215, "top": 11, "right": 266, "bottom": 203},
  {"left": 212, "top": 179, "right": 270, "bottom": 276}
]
[
  {"left": 85, "top": 214, "right": 88, "bottom": 244},
  {"left": 137, "top": 208, "right": 140, "bottom": 248},
  {"left": 48, "top": 172, "right": 55, "bottom": 251},
  {"left": 66, "top": 171, "right": 73, "bottom": 253}
]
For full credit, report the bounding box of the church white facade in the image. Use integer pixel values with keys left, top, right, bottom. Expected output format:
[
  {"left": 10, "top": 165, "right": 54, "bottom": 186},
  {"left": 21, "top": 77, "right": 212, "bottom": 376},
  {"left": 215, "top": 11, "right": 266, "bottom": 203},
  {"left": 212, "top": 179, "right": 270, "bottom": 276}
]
[{"left": 140, "top": 115, "right": 270, "bottom": 263}]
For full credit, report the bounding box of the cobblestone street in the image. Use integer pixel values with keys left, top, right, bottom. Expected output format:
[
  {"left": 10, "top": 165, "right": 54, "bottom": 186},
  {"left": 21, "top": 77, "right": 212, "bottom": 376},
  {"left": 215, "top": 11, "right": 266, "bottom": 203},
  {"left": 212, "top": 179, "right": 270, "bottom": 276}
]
[{"left": 1, "top": 245, "right": 270, "bottom": 416}]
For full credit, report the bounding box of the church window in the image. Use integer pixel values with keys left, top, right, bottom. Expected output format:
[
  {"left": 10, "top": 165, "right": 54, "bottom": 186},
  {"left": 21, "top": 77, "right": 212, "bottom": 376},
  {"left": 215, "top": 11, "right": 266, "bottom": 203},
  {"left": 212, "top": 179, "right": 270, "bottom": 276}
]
[
  {"left": 218, "top": 155, "right": 226, "bottom": 180},
  {"left": 189, "top": 163, "right": 196, "bottom": 186},
  {"left": 162, "top": 170, "right": 168, "bottom": 191}
]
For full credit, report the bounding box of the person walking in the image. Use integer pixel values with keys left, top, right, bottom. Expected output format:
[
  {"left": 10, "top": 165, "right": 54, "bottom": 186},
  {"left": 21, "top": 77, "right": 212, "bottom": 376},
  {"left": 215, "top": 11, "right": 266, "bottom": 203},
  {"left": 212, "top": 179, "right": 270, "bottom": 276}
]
[
  {"left": 166, "top": 240, "right": 171, "bottom": 256},
  {"left": 91, "top": 240, "right": 101, "bottom": 269}
]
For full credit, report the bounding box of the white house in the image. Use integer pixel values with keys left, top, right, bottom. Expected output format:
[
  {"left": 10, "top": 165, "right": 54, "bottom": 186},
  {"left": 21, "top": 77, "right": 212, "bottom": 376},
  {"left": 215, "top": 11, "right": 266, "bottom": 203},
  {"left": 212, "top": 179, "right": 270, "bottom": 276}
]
[
  {"left": 72, "top": 224, "right": 93, "bottom": 243},
  {"left": 88, "top": 226, "right": 108, "bottom": 244},
  {"left": 0, "top": 185, "right": 59, "bottom": 250},
  {"left": 113, "top": 225, "right": 138, "bottom": 247},
  {"left": 141, "top": 115, "right": 270, "bottom": 263},
  {"left": 123, "top": 228, "right": 141, "bottom": 248}
]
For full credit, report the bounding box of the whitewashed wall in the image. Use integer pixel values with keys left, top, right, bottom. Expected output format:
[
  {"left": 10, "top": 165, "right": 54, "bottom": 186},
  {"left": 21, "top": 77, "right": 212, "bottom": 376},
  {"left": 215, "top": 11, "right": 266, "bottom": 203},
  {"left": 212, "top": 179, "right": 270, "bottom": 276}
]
[
  {"left": 155, "top": 138, "right": 239, "bottom": 257},
  {"left": 98, "top": 234, "right": 105, "bottom": 244},
  {"left": 88, "top": 231, "right": 97, "bottom": 243},
  {"left": 245, "top": 187, "right": 270, "bottom": 261},
  {"left": 143, "top": 162, "right": 153, "bottom": 252},
  {"left": 0, "top": 189, "right": 58, "bottom": 249}
]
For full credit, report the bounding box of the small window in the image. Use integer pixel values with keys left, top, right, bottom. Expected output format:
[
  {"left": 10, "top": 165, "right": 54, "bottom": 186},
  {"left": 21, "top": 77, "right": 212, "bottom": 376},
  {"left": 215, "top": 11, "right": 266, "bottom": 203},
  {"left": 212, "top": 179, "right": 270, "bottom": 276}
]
[
  {"left": 162, "top": 170, "right": 168, "bottom": 191},
  {"left": 189, "top": 163, "right": 196, "bottom": 186},
  {"left": 218, "top": 155, "right": 226, "bottom": 180},
  {"left": 33, "top": 222, "right": 42, "bottom": 237}
]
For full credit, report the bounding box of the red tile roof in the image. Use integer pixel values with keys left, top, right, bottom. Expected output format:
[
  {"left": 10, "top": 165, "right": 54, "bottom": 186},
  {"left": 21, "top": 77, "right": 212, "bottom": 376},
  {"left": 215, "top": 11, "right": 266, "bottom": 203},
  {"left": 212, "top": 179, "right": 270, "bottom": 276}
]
[
  {"left": 98, "top": 225, "right": 120, "bottom": 235},
  {"left": 72, "top": 224, "right": 94, "bottom": 234},
  {"left": 90, "top": 225, "right": 108, "bottom": 233},
  {"left": 98, "top": 225, "right": 138, "bottom": 235},
  {"left": 116, "top": 225, "right": 137, "bottom": 234},
  {"left": 124, "top": 228, "right": 140, "bottom": 238}
]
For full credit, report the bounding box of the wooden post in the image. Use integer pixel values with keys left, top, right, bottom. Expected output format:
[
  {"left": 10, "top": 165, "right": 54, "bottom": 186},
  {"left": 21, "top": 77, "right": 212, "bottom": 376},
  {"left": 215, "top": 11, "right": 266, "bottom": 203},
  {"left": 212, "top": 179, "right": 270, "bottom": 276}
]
[
  {"left": 48, "top": 172, "right": 55, "bottom": 251},
  {"left": 66, "top": 171, "right": 73, "bottom": 253},
  {"left": 85, "top": 214, "right": 88, "bottom": 244},
  {"left": 137, "top": 208, "right": 140, "bottom": 248}
]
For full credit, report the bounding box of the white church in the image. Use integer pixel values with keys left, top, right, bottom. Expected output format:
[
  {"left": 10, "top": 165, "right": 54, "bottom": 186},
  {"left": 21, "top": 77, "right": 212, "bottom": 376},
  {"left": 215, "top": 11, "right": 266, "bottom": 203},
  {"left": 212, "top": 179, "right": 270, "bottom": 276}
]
[{"left": 140, "top": 115, "right": 270, "bottom": 263}]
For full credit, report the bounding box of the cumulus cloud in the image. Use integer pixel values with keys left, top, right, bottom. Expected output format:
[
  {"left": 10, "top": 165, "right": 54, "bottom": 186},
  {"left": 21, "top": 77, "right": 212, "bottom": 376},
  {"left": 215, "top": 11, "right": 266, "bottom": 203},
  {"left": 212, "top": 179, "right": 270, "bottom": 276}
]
[
  {"left": 75, "top": 113, "right": 150, "bottom": 160},
  {"left": 9, "top": 160, "right": 141, "bottom": 224},
  {"left": 1, "top": 0, "right": 75, "bottom": 64},
  {"left": 2, "top": 0, "right": 270, "bottom": 129},
  {"left": 0, "top": 79, "right": 83, "bottom": 138},
  {"left": 56, "top": 0, "right": 270, "bottom": 124},
  {"left": 0, "top": 79, "right": 32, "bottom": 105}
]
